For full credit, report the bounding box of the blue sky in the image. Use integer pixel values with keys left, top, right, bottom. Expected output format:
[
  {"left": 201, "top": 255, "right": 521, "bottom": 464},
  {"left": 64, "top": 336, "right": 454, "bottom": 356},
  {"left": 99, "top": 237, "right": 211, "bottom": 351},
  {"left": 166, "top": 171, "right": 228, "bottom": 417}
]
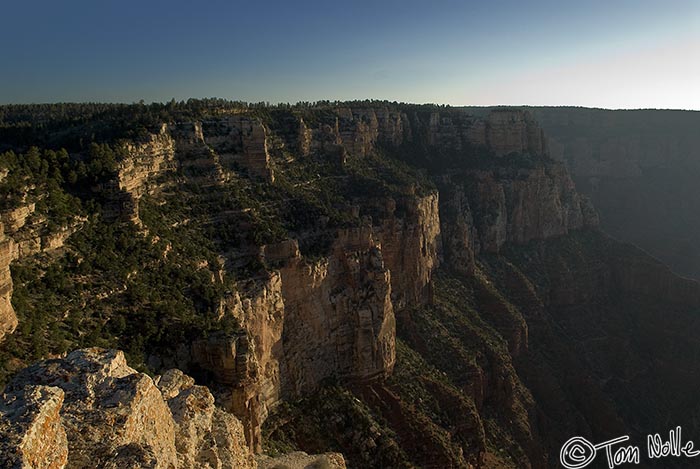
[{"left": 1, "top": 0, "right": 698, "bottom": 108}]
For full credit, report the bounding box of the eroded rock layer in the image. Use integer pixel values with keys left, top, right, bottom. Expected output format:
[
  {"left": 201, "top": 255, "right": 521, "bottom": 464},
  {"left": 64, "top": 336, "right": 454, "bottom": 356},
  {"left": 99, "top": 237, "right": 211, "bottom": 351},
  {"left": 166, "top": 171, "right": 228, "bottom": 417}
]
[
  {"left": 8, "top": 102, "right": 680, "bottom": 469},
  {"left": 0, "top": 348, "right": 256, "bottom": 469}
]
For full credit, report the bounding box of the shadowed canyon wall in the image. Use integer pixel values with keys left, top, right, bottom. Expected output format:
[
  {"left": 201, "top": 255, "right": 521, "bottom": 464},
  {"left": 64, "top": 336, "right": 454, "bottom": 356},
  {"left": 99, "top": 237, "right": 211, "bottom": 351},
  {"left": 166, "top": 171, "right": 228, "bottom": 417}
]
[{"left": 529, "top": 107, "right": 700, "bottom": 280}]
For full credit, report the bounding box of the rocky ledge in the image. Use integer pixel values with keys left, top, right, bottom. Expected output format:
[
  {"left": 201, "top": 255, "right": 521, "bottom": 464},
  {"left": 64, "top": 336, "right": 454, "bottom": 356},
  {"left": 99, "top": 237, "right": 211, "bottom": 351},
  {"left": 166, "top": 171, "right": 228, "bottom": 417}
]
[{"left": 0, "top": 348, "right": 344, "bottom": 469}]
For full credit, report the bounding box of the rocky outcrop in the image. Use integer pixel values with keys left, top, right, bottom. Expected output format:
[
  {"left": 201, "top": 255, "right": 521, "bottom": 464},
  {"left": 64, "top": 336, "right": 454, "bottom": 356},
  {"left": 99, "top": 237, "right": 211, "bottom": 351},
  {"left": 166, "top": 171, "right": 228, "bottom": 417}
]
[
  {"left": 438, "top": 182, "right": 478, "bottom": 275},
  {"left": 0, "top": 385, "right": 67, "bottom": 469},
  {"left": 377, "top": 193, "right": 441, "bottom": 311},
  {"left": 297, "top": 118, "right": 313, "bottom": 157},
  {"left": 156, "top": 369, "right": 256, "bottom": 469},
  {"left": 0, "top": 348, "right": 256, "bottom": 469},
  {"left": 279, "top": 229, "right": 396, "bottom": 396},
  {"left": 192, "top": 193, "right": 439, "bottom": 452},
  {"left": 470, "top": 164, "right": 598, "bottom": 251},
  {"left": 484, "top": 109, "right": 547, "bottom": 156},
  {"left": 1, "top": 203, "right": 35, "bottom": 233},
  {"left": 241, "top": 120, "right": 274, "bottom": 182},
  {"left": 202, "top": 116, "right": 274, "bottom": 182},
  {"left": 439, "top": 163, "right": 598, "bottom": 269},
  {"left": 192, "top": 272, "right": 286, "bottom": 452},
  {"left": 171, "top": 121, "right": 230, "bottom": 184},
  {"left": 0, "top": 223, "right": 17, "bottom": 341},
  {"left": 103, "top": 125, "right": 176, "bottom": 224},
  {"left": 257, "top": 451, "right": 346, "bottom": 469}
]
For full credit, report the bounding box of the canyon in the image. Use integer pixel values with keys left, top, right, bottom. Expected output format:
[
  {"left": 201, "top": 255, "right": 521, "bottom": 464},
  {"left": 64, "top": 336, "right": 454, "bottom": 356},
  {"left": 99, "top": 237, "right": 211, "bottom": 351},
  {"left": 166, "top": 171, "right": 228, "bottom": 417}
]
[
  {"left": 1, "top": 102, "right": 699, "bottom": 468},
  {"left": 466, "top": 107, "right": 700, "bottom": 281}
]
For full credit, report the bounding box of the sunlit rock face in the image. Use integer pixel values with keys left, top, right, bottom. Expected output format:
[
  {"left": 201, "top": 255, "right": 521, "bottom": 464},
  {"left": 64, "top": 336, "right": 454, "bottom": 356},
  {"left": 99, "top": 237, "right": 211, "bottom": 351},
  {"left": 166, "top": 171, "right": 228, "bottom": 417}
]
[
  {"left": 0, "top": 385, "right": 67, "bottom": 469},
  {"left": 0, "top": 224, "right": 17, "bottom": 342},
  {"left": 190, "top": 188, "right": 440, "bottom": 451},
  {"left": 102, "top": 126, "right": 176, "bottom": 225},
  {"left": 0, "top": 348, "right": 256, "bottom": 469}
]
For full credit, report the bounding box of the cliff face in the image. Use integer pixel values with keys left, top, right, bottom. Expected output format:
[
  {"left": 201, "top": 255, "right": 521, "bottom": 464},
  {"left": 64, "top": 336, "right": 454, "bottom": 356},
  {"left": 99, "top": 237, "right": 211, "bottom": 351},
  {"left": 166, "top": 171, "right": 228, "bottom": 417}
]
[
  {"left": 202, "top": 116, "right": 274, "bottom": 182},
  {"left": 418, "top": 109, "right": 547, "bottom": 156},
  {"left": 484, "top": 110, "right": 547, "bottom": 156},
  {"left": 480, "top": 230, "right": 700, "bottom": 467},
  {"left": 0, "top": 224, "right": 17, "bottom": 341},
  {"left": 103, "top": 126, "right": 176, "bottom": 225},
  {"left": 7, "top": 102, "right": 690, "bottom": 468},
  {"left": 192, "top": 193, "right": 440, "bottom": 452},
  {"left": 441, "top": 164, "right": 598, "bottom": 257},
  {"left": 283, "top": 107, "right": 546, "bottom": 162},
  {"left": 376, "top": 194, "right": 441, "bottom": 311},
  {"left": 0, "top": 186, "right": 83, "bottom": 344},
  {"left": 104, "top": 116, "right": 277, "bottom": 224}
]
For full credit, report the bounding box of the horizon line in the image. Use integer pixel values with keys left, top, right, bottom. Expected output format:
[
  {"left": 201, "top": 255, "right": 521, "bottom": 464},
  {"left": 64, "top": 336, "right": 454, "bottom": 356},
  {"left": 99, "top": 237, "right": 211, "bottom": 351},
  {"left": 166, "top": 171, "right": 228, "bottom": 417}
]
[{"left": 1, "top": 99, "right": 699, "bottom": 113}]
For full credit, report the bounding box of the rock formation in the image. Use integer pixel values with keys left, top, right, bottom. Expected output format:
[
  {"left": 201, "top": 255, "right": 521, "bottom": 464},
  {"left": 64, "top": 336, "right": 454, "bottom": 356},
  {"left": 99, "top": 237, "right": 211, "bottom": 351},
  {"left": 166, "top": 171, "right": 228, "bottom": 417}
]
[
  {"left": 0, "top": 348, "right": 257, "bottom": 469},
  {"left": 0, "top": 348, "right": 350, "bottom": 469},
  {"left": 3, "top": 102, "right": 656, "bottom": 468},
  {"left": 0, "top": 384, "right": 67, "bottom": 469},
  {"left": 484, "top": 109, "right": 548, "bottom": 156},
  {"left": 257, "top": 452, "right": 346, "bottom": 469},
  {"left": 376, "top": 194, "right": 441, "bottom": 311},
  {"left": 0, "top": 223, "right": 17, "bottom": 341},
  {"left": 290, "top": 107, "right": 545, "bottom": 160},
  {"left": 189, "top": 190, "right": 443, "bottom": 449},
  {"left": 463, "top": 164, "right": 598, "bottom": 253},
  {"left": 202, "top": 116, "right": 274, "bottom": 182},
  {"left": 103, "top": 125, "right": 176, "bottom": 224},
  {"left": 0, "top": 193, "right": 84, "bottom": 343},
  {"left": 193, "top": 229, "right": 398, "bottom": 450},
  {"left": 278, "top": 228, "right": 396, "bottom": 393}
]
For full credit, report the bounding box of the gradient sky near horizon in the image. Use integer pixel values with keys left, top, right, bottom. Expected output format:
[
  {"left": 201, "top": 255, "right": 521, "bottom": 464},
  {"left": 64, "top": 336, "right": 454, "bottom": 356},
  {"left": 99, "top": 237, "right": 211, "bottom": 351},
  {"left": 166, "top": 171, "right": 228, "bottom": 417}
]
[{"left": 2, "top": 0, "right": 699, "bottom": 109}]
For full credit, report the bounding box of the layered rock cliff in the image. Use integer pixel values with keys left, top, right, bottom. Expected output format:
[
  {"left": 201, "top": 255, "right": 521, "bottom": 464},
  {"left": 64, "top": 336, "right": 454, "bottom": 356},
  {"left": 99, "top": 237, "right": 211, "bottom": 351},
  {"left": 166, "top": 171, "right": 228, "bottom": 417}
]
[
  {"left": 438, "top": 163, "right": 598, "bottom": 271},
  {"left": 5, "top": 101, "right": 696, "bottom": 468},
  {"left": 202, "top": 115, "right": 274, "bottom": 182},
  {"left": 0, "top": 157, "right": 84, "bottom": 344},
  {"left": 102, "top": 125, "right": 176, "bottom": 225},
  {"left": 192, "top": 192, "right": 440, "bottom": 452},
  {"left": 0, "top": 223, "right": 17, "bottom": 341},
  {"left": 284, "top": 106, "right": 547, "bottom": 161}
]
